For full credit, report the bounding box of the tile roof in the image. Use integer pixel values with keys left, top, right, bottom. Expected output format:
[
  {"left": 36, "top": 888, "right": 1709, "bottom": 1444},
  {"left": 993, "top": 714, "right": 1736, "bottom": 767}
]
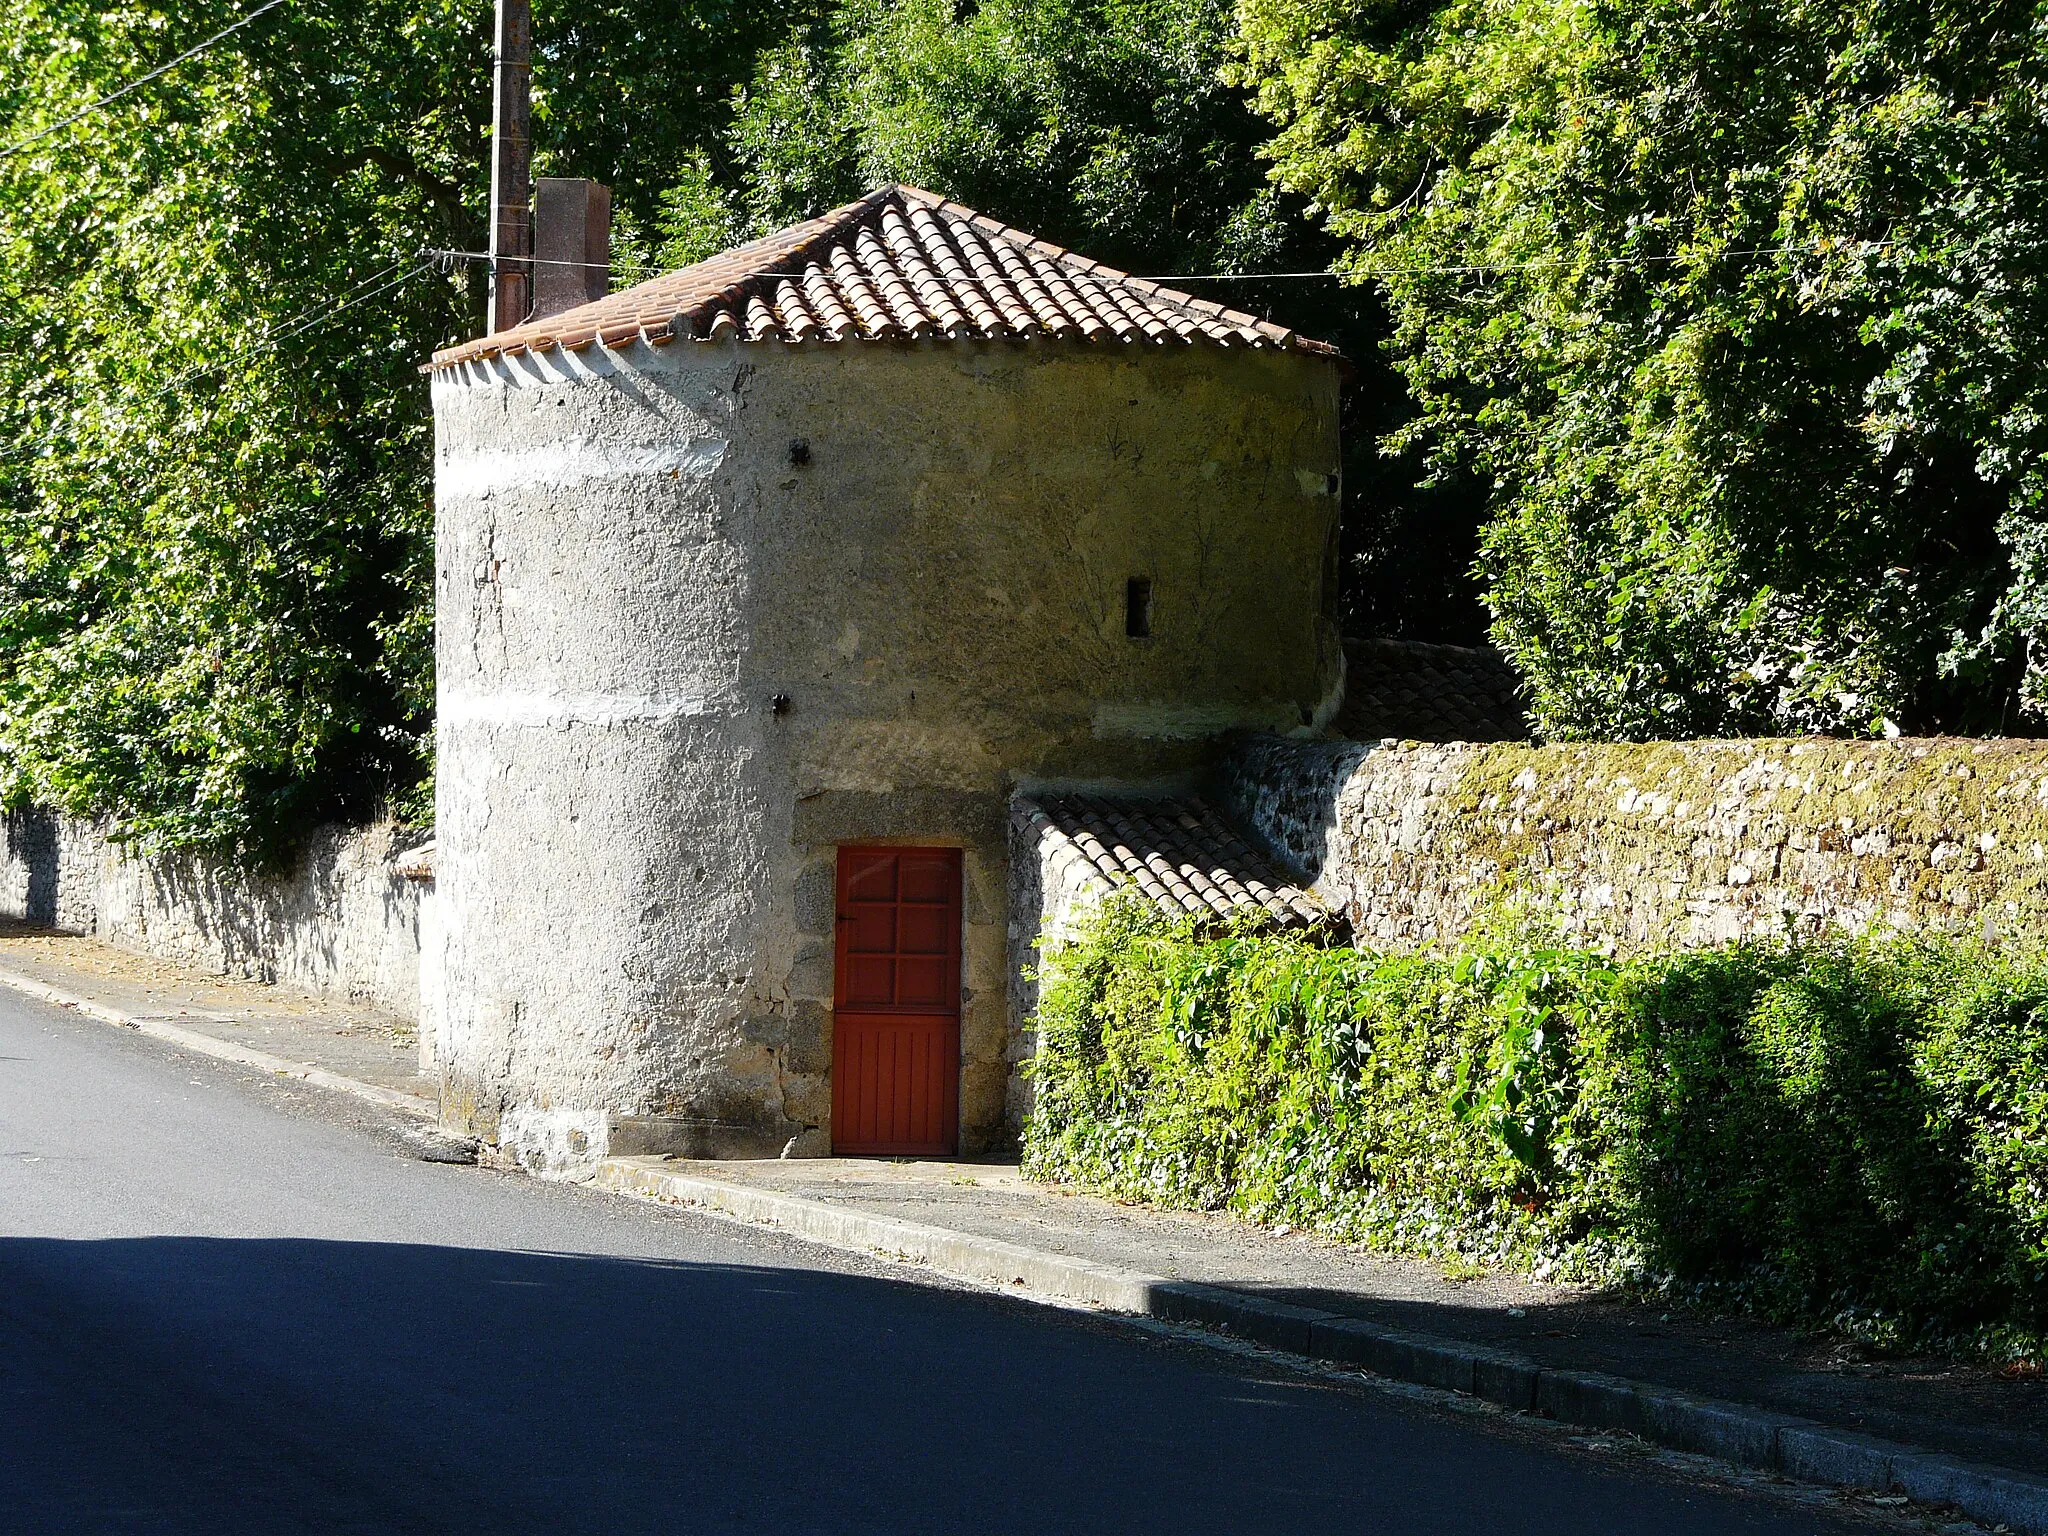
[
  {"left": 1335, "top": 638, "right": 1531, "bottom": 744},
  {"left": 1019, "top": 793, "right": 1335, "bottom": 933},
  {"left": 432, "top": 184, "right": 1338, "bottom": 370}
]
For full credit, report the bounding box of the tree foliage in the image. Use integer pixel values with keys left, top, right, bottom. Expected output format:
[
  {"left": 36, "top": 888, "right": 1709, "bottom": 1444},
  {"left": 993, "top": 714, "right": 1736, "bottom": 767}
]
[
  {"left": 669, "top": 0, "right": 1485, "bottom": 641},
  {"left": 25, "top": 0, "right": 2037, "bottom": 856},
  {"left": 1235, "top": 0, "right": 2048, "bottom": 737},
  {"left": 681, "top": 0, "right": 1297, "bottom": 275},
  {"left": 0, "top": 0, "right": 801, "bottom": 858}
]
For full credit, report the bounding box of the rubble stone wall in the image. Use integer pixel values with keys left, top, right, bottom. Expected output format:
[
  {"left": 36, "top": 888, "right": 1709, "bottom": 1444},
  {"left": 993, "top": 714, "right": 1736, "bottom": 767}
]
[
  {"left": 1005, "top": 797, "right": 1124, "bottom": 1131},
  {"left": 1219, "top": 734, "right": 2048, "bottom": 952},
  {"left": 0, "top": 809, "right": 431, "bottom": 1020}
]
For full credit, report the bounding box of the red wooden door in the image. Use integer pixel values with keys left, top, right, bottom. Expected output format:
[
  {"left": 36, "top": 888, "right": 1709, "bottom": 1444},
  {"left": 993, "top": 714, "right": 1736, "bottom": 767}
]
[{"left": 832, "top": 846, "right": 962, "bottom": 1156}]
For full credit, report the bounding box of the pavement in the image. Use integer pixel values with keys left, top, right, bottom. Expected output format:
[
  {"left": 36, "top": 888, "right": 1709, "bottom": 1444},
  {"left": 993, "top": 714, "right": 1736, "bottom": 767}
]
[
  {"left": 0, "top": 920, "right": 431, "bottom": 1111},
  {"left": 3, "top": 959, "right": 1905, "bottom": 1536},
  {"left": 604, "top": 1157, "right": 2048, "bottom": 1477},
  {"left": 2, "top": 924, "right": 2041, "bottom": 1533}
]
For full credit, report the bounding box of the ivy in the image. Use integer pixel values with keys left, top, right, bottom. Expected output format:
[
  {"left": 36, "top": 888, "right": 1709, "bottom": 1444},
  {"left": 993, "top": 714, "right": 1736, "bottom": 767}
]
[{"left": 1025, "top": 898, "right": 2048, "bottom": 1361}]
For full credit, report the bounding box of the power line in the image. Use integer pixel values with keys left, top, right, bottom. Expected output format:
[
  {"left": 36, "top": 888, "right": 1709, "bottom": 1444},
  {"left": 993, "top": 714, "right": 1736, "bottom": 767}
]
[
  {"left": 140, "top": 256, "right": 437, "bottom": 407},
  {"left": 0, "top": 255, "right": 439, "bottom": 471},
  {"left": 427, "top": 246, "right": 620, "bottom": 273},
  {"left": 1154, "top": 237, "right": 1901, "bottom": 282},
  {"left": 423, "top": 234, "right": 1900, "bottom": 288},
  {"left": 0, "top": 0, "right": 292, "bottom": 161},
  {"left": 1151, "top": 271, "right": 1342, "bottom": 281}
]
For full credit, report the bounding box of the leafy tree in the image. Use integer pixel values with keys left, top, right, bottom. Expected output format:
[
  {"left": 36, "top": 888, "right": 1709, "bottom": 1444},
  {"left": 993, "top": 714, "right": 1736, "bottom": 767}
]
[
  {"left": 1236, "top": 0, "right": 2048, "bottom": 737},
  {"left": 4, "top": 0, "right": 1537, "bottom": 865},
  {"left": 722, "top": 0, "right": 1294, "bottom": 275},
  {"left": 0, "top": 0, "right": 802, "bottom": 859},
  {"left": 677, "top": 0, "right": 1490, "bottom": 645}
]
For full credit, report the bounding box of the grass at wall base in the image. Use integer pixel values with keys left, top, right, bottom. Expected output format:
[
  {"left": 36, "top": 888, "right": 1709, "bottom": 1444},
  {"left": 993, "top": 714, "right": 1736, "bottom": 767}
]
[{"left": 1021, "top": 898, "right": 2048, "bottom": 1365}]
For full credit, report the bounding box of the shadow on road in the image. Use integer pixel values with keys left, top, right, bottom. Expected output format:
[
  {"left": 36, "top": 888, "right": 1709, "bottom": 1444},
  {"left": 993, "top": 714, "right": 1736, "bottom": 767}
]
[{"left": 0, "top": 1234, "right": 1854, "bottom": 1536}]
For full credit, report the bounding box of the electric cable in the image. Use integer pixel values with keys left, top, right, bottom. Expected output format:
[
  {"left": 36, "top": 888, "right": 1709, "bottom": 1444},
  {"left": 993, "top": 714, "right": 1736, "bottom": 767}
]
[
  {"left": 426, "top": 247, "right": 621, "bottom": 273},
  {"left": 425, "top": 236, "right": 1900, "bottom": 286},
  {"left": 0, "top": 255, "right": 439, "bottom": 470},
  {"left": 1154, "top": 237, "right": 1901, "bottom": 281},
  {"left": 139, "top": 255, "right": 438, "bottom": 407},
  {"left": 0, "top": 0, "right": 293, "bottom": 161}
]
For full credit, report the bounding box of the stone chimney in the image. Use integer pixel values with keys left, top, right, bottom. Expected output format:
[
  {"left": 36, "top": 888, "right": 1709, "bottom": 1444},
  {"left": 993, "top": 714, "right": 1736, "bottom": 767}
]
[{"left": 530, "top": 177, "right": 611, "bottom": 321}]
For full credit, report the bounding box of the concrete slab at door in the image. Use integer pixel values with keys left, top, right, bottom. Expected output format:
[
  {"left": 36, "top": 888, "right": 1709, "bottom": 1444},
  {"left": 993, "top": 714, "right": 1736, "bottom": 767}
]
[{"left": 832, "top": 847, "right": 961, "bottom": 1156}]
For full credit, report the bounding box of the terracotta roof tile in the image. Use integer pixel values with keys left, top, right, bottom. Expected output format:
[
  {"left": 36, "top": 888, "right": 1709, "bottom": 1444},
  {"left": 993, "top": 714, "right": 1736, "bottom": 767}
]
[
  {"left": 1019, "top": 793, "right": 1337, "bottom": 935},
  {"left": 432, "top": 184, "right": 1339, "bottom": 370}
]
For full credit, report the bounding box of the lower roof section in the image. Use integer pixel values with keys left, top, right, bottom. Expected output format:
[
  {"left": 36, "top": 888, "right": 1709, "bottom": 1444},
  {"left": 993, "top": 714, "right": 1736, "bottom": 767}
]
[{"left": 1018, "top": 792, "right": 1335, "bottom": 935}]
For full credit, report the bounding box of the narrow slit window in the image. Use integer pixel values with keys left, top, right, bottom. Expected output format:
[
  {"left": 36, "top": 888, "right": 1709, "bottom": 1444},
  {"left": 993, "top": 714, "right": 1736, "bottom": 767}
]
[{"left": 1125, "top": 577, "right": 1153, "bottom": 638}]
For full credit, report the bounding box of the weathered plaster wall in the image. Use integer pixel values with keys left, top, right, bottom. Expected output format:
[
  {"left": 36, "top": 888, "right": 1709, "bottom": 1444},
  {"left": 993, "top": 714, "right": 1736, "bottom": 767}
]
[
  {"left": 0, "top": 808, "right": 431, "bottom": 1016},
  {"left": 431, "top": 335, "right": 1340, "bottom": 1172},
  {"left": 1220, "top": 734, "right": 2048, "bottom": 952}
]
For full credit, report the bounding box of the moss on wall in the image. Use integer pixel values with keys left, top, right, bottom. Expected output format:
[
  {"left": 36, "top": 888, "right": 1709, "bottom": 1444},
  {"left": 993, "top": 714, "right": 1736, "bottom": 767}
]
[{"left": 1223, "top": 736, "right": 2048, "bottom": 954}]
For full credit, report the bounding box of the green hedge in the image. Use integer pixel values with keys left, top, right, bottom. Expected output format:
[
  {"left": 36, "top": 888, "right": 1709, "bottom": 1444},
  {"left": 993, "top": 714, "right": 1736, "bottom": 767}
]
[{"left": 1022, "top": 901, "right": 2048, "bottom": 1361}]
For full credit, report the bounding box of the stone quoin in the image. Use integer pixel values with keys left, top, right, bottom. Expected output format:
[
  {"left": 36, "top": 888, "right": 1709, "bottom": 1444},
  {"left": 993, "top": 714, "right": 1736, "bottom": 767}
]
[{"left": 425, "top": 184, "right": 1345, "bottom": 1173}]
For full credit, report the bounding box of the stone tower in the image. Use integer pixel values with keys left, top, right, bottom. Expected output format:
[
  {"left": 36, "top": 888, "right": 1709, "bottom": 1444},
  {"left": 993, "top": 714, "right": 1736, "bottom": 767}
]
[{"left": 426, "top": 185, "right": 1343, "bottom": 1173}]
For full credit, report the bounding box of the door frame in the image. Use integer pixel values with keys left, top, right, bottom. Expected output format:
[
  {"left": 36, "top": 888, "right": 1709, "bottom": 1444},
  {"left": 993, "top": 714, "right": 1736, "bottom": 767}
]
[{"left": 829, "top": 843, "right": 965, "bottom": 1156}]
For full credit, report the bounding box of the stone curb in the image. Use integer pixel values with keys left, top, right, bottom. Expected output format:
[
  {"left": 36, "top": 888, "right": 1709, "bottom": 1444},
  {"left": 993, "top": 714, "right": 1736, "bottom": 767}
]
[
  {"left": 0, "top": 964, "right": 438, "bottom": 1121},
  {"left": 597, "top": 1156, "right": 2048, "bottom": 1536}
]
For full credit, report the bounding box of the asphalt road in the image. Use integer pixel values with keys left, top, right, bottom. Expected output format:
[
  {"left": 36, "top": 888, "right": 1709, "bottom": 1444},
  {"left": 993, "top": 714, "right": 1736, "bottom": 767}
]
[{"left": 1, "top": 986, "right": 1893, "bottom": 1536}]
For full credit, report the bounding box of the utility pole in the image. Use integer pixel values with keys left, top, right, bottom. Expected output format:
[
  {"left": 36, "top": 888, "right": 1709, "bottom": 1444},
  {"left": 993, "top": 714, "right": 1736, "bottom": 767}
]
[{"left": 487, "top": 0, "right": 532, "bottom": 332}]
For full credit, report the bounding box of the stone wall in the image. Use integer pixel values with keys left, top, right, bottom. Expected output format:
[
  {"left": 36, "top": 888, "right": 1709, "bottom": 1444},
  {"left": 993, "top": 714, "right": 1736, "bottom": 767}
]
[
  {"left": 1006, "top": 796, "right": 1127, "bottom": 1131},
  {"left": 0, "top": 809, "right": 104, "bottom": 935},
  {"left": 1219, "top": 734, "right": 2048, "bottom": 952},
  {"left": 0, "top": 809, "right": 432, "bottom": 1021}
]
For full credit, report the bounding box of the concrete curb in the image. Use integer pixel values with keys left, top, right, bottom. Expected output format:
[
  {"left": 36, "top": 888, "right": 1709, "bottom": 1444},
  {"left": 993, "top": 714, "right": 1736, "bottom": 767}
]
[
  {"left": 0, "top": 964, "right": 437, "bottom": 1121},
  {"left": 597, "top": 1156, "right": 2048, "bottom": 1536}
]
